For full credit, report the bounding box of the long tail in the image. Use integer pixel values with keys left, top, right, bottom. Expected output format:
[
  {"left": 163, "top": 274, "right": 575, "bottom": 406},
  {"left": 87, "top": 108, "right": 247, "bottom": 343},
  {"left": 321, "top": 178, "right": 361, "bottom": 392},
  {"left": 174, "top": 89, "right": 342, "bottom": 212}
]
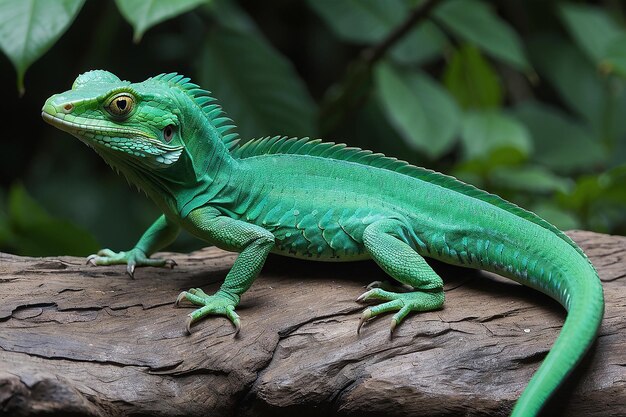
[{"left": 510, "top": 255, "right": 604, "bottom": 416}]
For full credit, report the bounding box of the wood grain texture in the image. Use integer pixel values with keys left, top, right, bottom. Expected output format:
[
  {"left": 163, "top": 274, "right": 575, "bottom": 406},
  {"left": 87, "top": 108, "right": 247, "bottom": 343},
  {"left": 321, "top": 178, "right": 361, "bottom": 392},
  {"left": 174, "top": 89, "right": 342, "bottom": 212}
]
[{"left": 0, "top": 230, "right": 624, "bottom": 416}]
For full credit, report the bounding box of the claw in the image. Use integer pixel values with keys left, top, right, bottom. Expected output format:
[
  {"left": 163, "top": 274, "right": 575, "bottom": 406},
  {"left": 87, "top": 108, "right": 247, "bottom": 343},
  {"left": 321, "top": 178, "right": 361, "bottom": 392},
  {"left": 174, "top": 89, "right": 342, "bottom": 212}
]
[
  {"left": 390, "top": 318, "right": 398, "bottom": 335},
  {"left": 356, "top": 289, "right": 374, "bottom": 302},
  {"left": 186, "top": 315, "right": 194, "bottom": 334},
  {"left": 126, "top": 262, "right": 136, "bottom": 279},
  {"left": 366, "top": 280, "right": 384, "bottom": 290},
  {"left": 357, "top": 309, "right": 372, "bottom": 334},
  {"left": 86, "top": 254, "right": 97, "bottom": 266},
  {"left": 165, "top": 259, "right": 177, "bottom": 268},
  {"left": 226, "top": 305, "right": 241, "bottom": 335},
  {"left": 175, "top": 291, "right": 188, "bottom": 307}
]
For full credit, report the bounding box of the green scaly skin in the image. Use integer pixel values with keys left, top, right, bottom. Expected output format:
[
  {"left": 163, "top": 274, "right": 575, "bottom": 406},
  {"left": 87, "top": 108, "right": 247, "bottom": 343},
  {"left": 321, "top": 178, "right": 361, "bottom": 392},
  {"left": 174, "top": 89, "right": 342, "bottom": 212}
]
[{"left": 42, "top": 70, "right": 604, "bottom": 417}]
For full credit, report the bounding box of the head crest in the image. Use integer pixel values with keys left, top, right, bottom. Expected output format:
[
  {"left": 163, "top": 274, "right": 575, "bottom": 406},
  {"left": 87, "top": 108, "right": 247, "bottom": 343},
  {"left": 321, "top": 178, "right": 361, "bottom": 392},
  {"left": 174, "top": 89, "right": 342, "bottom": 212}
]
[
  {"left": 152, "top": 72, "right": 240, "bottom": 151},
  {"left": 73, "top": 70, "right": 122, "bottom": 90}
]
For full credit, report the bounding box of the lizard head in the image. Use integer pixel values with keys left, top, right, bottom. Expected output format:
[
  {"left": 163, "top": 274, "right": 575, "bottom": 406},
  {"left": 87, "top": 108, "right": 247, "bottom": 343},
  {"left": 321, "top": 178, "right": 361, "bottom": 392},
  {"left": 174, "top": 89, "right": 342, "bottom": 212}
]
[
  {"left": 43, "top": 70, "right": 239, "bottom": 213},
  {"left": 42, "top": 70, "right": 186, "bottom": 170}
]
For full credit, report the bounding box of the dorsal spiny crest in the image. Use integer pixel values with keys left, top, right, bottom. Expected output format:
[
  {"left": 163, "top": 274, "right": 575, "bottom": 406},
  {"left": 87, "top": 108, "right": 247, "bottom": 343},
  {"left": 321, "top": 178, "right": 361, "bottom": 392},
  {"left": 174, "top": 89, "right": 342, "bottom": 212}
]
[
  {"left": 234, "top": 136, "right": 589, "bottom": 262},
  {"left": 151, "top": 72, "right": 240, "bottom": 151}
]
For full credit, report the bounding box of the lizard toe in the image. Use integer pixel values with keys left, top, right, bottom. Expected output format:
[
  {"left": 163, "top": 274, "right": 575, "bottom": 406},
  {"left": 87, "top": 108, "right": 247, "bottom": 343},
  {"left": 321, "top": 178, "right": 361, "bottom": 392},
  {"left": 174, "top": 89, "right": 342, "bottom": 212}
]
[{"left": 179, "top": 289, "right": 240, "bottom": 334}]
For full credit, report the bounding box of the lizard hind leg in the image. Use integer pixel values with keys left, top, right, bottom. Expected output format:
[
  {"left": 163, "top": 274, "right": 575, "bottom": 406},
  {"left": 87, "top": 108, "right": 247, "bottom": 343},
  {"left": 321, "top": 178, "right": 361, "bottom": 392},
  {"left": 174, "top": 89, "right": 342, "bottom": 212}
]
[{"left": 357, "top": 219, "right": 444, "bottom": 334}]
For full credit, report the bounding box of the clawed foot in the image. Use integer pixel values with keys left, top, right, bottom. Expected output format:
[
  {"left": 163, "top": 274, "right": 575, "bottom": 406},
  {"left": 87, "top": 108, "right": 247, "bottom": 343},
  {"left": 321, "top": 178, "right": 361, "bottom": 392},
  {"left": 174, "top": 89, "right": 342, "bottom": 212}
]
[
  {"left": 86, "top": 248, "right": 177, "bottom": 278},
  {"left": 175, "top": 288, "right": 240, "bottom": 335},
  {"left": 356, "top": 287, "right": 444, "bottom": 335}
]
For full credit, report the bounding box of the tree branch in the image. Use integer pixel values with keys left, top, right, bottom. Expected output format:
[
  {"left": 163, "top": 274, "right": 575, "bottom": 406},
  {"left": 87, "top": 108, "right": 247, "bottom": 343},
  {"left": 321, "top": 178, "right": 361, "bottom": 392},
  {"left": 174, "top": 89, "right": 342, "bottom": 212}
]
[
  {"left": 361, "top": 0, "right": 444, "bottom": 66},
  {"left": 320, "top": 0, "right": 444, "bottom": 136}
]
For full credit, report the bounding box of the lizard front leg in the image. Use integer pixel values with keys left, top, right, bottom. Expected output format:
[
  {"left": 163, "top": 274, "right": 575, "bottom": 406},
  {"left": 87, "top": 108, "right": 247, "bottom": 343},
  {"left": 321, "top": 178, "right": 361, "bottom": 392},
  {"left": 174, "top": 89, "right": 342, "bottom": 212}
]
[
  {"left": 176, "top": 206, "right": 274, "bottom": 334},
  {"left": 87, "top": 214, "right": 180, "bottom": 277},
  {"left": 358, "top": 219, "right": 445, "bottom": 334}
]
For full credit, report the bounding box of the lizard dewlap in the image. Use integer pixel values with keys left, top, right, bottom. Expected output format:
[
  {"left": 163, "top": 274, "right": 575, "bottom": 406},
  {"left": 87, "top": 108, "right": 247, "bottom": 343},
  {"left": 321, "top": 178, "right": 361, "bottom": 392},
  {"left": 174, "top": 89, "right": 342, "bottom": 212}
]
[{"left": 42, "top": 71, "right": 604, "bottom": 417}]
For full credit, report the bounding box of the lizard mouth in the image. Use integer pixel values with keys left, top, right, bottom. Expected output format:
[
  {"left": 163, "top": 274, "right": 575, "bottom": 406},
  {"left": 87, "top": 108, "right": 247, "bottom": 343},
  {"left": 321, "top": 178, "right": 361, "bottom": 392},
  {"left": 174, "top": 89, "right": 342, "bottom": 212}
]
[
  {"left": 42, "top": 111, "right": 184, "bottom": 168},
  {"left": 41, "top": 111, "right": 156, "bottom": 141}
]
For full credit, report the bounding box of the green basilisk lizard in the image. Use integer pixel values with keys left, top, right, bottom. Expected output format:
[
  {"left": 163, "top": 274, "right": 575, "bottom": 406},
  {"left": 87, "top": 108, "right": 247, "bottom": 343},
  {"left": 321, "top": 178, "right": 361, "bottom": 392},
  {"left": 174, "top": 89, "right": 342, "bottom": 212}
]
[{"left": 42, "top": 70, "right": 604, "bottom": 417}]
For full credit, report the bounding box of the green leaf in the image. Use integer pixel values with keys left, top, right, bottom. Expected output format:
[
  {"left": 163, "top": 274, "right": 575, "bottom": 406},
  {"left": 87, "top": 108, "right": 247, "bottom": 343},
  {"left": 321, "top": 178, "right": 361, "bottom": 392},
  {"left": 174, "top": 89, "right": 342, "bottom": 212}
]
[
  {"left": 558, "top": 165, "right": 626, "bottom": 233},
  {"left": 460, "top": 110, "right": 532, "bottom": 161},
  {"left": 558, "top": 3, "right": 621, "bottom": 64},
  {"left": 489, "top": 166, "right": 572, "bottom": 195},
  {"left": 530, "top": 34, "right": 626, "bottom": 147},
  {"left": 528, "top": 34, "right": 607, "bottom": 135},
  {"left": 612, "top": 127, "right": 626, "bottom": 167},
  {"left": 307, "top": 0, "right": 406, "bottom": 43},
  {"left": 335, "top": 96, "right": 419, "bottom": 164},
  {"left": 115, "top": 0, "right": 207, "bottom": 42},
  {"left": 434, "top": 0, "right": 529, "bottom": 70},
  {"left": 307, "top": 0, "right": 445, "bottom": 65},
  {"left": 206, "top": 0, "right": 255, "bottom": 34},
  {"left": 512, "top": 101, "right": 607, "bottom": 173},
  {"left": 198, "top": 28, "right": 317, "bottom": 139},
  {"left": 602, "top": 34, "right": 626, "bottom": 78},
  {"left": 443, "top": 44, "right": 502, "bottom": 109},
  {"left": 530, "top": 203, "right": 580, "bottom": 231},
  {"left": 7, "top": 184, "right": 99, "bottom": 256},
  {"left": 375, "top": 62, "right": 461, "bottom": 159},
  {"left": 390, "top": 22, "right": 446, "bottom": 65},
  {"left": 0, "top": 0, "right": 85, "bottom": 94}
]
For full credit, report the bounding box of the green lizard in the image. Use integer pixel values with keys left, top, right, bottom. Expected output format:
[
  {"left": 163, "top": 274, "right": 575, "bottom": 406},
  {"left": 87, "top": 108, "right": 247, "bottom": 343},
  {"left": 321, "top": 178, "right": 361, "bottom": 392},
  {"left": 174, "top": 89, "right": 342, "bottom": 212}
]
[{"left": 42, "top": 70, "right": 604, "bottom": 417}]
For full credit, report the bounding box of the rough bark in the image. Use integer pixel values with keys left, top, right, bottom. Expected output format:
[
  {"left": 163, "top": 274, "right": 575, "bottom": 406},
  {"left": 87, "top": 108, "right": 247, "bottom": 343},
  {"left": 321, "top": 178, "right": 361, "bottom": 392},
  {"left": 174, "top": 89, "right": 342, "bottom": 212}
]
[{"left": 0, "top": 230, "right": 624, "bottom": 417}]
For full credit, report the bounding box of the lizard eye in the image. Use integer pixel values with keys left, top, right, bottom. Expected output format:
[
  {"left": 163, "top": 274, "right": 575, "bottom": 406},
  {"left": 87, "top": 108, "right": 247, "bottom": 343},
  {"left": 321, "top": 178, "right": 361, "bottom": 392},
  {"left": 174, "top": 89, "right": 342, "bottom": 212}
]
[
  {"left": 163, "top": 125, "right": 174, "bottom": 142},
  {"left": 106, "top": 94, "right": 135, "bottom": 118}
]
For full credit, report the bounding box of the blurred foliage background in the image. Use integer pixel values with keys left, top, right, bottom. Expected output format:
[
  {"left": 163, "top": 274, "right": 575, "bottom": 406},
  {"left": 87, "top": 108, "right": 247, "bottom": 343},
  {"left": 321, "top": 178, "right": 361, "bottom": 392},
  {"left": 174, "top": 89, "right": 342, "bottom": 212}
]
[{"left": 0, "top": 0, "right": 625, "bottom": 257}]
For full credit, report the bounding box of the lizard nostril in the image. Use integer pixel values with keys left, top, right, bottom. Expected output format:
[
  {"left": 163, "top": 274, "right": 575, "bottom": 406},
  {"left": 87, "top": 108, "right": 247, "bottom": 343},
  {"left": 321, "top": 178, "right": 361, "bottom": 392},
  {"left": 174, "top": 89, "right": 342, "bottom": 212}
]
[{"left": 63, "top": 103, "right": 73, "bottom": 112}]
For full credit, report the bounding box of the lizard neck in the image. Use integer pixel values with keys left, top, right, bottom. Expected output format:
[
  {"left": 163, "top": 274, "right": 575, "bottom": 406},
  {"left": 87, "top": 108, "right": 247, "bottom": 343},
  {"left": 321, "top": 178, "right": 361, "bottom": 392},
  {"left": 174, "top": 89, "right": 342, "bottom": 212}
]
[
  {"left": 100, "top": 104, "right": 240, "bottom": 219},
  {"left": 173, "top": 128, "right": 240, "bottom": 218},
  {"left": 159, "top": 137, "right": 239, "bottom": 219}
]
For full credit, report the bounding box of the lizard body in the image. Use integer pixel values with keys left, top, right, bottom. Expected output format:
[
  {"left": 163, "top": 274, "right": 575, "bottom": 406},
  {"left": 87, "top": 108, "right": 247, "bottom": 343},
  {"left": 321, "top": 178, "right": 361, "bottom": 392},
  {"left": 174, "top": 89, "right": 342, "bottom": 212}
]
[{"left": 42, "top": 71, "right": 604, "bottom": 417}]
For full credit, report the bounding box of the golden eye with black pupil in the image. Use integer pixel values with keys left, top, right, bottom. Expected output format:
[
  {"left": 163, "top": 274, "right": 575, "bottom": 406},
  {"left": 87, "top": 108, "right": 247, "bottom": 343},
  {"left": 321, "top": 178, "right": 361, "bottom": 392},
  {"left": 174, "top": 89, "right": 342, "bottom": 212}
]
[
  {"left": 163, "top": 125, "right": 174, "bottom": 142},
  {"left": 106, "top": 94, "right": 135, "bottom": 117}
]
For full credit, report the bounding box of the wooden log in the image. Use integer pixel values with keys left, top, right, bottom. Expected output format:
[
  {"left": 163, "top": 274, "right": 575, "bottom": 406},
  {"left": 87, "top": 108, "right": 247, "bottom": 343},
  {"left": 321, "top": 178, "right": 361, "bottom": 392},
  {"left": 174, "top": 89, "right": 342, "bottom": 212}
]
[{"left": 0, "top": 230, "right": 623, "bottom": 416}]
